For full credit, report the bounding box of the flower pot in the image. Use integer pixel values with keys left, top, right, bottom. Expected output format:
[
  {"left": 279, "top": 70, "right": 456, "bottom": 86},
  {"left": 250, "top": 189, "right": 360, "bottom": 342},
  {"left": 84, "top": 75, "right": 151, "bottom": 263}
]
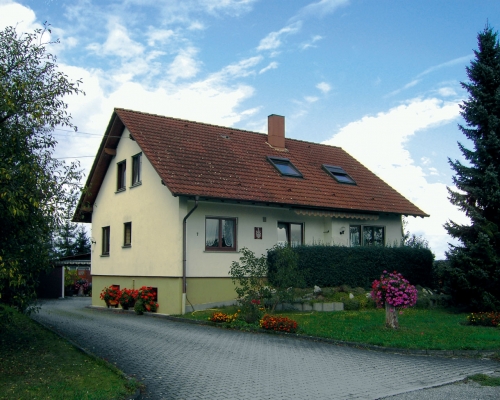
[{"left": 106, "top": 300, "right": 119, "bottom": 308}]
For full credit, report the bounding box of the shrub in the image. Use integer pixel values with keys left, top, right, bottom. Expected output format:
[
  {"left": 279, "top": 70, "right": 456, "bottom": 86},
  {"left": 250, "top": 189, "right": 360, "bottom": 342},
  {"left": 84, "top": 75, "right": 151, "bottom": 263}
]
[
  {"left": 344, "top": 299, "right": 360, "bottom": 311},
  {"left": 259, "top": 314, "right": 298, "bottom": 333},
  {"left": 268, "top": 245, "right": 434, "bottom": 289},
  {"left": 229, "top": 247, "right": 271, "bottom": 302},
  {"left": 266, "top": 245, "right": 305, "bottom": 310},
  {"left": 466, "top": 312, "right": 500, "bottom": 327}
]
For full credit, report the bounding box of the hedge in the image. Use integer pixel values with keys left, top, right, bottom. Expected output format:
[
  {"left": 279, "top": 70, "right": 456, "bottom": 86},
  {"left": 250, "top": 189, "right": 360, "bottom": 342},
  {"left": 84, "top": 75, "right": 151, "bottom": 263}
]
[{"left": 267, "top": 245, "right": 435, "bottom": 289}]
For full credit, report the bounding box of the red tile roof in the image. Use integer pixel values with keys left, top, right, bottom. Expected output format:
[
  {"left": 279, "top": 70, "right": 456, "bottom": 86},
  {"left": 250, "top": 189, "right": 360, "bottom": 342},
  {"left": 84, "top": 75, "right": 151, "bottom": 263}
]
[{"left": 74, "top": 108, "right": 428, "bottom": 222}]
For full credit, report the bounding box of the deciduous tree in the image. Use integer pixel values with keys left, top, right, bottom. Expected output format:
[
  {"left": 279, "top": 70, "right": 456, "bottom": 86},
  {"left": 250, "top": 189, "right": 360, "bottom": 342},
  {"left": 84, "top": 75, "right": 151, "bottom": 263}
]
[{"left": 0, "top": 24, "right": 84, "bottom": 312}]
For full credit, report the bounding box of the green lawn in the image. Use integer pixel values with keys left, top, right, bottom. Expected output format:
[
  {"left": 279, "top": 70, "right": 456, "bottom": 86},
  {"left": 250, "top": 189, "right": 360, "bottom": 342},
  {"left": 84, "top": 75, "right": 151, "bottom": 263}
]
[
  {"left": 0, "top": 306, "right": 139, "bottom": 400},
  {"left": 180, "top": 307, "right": 500, "bottom": 351}
]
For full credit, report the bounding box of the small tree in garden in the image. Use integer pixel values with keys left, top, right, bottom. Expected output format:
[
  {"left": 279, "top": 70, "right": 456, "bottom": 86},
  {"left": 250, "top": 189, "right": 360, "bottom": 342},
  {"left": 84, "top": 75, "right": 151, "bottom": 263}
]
[
  {"left": 229, "top": 248, "right": 271, "bottom": 323},
  {"left": 267, "top": 245, "right": 305, "bottom": 310},
  {"left": 371, "top": 271, "right": 418, "bottom": 329}
]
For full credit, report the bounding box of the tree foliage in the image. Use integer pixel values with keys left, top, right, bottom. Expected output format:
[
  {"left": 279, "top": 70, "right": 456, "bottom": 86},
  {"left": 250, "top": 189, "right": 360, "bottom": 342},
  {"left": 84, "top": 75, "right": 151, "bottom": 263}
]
[
  {"left": 0, "top": 25, "right": 84, "bottom": 312},
  {"left": 444, "top": 26, "right": 500, "bottom": 311}
]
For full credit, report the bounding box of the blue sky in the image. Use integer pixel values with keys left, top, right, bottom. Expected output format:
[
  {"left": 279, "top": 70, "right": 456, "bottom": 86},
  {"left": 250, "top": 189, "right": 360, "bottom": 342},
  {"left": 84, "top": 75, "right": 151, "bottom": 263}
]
[{"left": 2, "top": 0, "right": 500, "bottom": 258}]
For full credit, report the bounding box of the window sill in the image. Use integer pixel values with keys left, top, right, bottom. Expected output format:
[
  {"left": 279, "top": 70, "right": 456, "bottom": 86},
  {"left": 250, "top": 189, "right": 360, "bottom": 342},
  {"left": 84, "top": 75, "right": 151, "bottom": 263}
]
[
  {"left": 115, "top": 188, "right": 126, "bottom": 194},
  {"left": 130, "top": 182, "right": 142, "bottom": 189},
  {"left": 122, "top": 245, "right": 132, "bottom": 248},
  {"left": 204, "top": 249, "right": 237, "bottom": 253},
  {"left": 100, "top": 254, "right": 110, "bottom": 257}
]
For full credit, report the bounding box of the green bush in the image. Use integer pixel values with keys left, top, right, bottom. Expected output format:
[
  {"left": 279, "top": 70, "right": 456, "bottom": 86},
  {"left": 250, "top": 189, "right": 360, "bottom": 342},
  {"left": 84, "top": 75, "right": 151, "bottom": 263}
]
[{"left": 268, "top": 245, "right": 434, "bottom": 289}]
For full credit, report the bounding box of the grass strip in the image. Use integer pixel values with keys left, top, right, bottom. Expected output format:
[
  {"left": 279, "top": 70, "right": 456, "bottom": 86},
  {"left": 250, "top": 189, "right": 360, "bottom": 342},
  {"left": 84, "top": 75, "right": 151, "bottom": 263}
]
[
  {"left": 0, "top": 306, "right": 139, "bottom": 400},
  {"left": 180, "top": 307, "right": 500, "bottom": 351},
  {"left": 467, "top": 374, "right": 500, "bottom": 386}
]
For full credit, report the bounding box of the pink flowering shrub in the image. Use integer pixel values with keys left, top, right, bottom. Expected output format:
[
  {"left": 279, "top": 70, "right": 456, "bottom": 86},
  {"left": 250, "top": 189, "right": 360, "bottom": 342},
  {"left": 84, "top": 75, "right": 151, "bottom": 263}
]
[{"left": 371, "top": 270, "right": 417, "bottom": 309}]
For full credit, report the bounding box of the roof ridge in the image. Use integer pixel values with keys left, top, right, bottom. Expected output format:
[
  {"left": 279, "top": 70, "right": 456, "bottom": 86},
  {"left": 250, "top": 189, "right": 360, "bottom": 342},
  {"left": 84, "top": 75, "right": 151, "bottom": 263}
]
[
  {"left": 114, "top": 107, "right": 342, "bottom": 149},
  {"left": 114, "top": 108, "right": 265, "bottom": 137}
]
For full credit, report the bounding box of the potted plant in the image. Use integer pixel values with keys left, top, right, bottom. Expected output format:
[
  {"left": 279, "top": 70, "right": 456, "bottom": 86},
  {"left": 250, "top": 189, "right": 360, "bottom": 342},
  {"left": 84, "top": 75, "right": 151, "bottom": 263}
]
[
  {"left": 75, "top": 279, "right": 89, "bottom": 296},
  {"left": 119, "top": 288, "right": 139, "bottom": 310},
  {"left": 134, "top": 286, "right": 159, "bottom": 314},
  {"left": 100, "top": 285, "right": 121, "bottom": 308}
]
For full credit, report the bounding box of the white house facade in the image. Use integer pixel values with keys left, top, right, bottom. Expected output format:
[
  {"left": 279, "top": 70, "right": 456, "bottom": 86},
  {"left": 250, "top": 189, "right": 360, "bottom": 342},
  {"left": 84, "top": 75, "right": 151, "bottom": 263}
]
[{"left": 75, "top": 110, "right": 428, "bottom": 315}]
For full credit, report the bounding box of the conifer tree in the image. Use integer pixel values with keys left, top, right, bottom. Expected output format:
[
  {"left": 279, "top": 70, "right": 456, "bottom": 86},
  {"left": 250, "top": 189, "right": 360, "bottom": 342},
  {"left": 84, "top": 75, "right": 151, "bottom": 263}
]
[{"left": 444, "top": 25, "right": 500, "bottom": 311}]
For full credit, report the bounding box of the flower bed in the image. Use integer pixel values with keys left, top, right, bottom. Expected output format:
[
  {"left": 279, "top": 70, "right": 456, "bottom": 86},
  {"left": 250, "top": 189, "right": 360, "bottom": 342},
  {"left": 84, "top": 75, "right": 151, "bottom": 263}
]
[
  {"left": 259, "top": 314, "right": 298, "bottom": 333},
  {"left": 467, "top": 312, "right": 500, "bottom": 327}
]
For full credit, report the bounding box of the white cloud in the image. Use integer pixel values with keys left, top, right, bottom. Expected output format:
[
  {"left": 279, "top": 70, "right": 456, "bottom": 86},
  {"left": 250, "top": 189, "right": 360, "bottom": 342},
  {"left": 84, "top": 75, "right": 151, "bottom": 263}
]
[
  {"left": 294, "top": 0, "right": 350, "bottom": 20},
  {"left": 217, "top": 56, "right": 262, "bottom": 78},
  {"left": 421, "top": 156, "right": 431, "bottom": 166},
  {"left": 316, "top": 82, "right": 331, "bottom": 93},
  {"left": 0, "top": 1, "right": 41, "bottom": 32},
  {"left": 323, "top": 97, "right": 466, "bottom": 258},
  {"left": 305, "top": 96, "right": 319, "bottom": 103},
  {"left": 200, "top": 0, "right": 257, "bottom": 15},
  {"left": 146, "top": 27, "right": 174, "bottom": 46},
  {"left": 257, "top": 21, "right": 301, "bottom": 51},
  {"left": 416, "top": 55, "right": 472, "bottom": 78},
  {"left": 167, "top": 47, "right": 200, "bottom": 81},
  {"left": 437, "top": 87, "right": 457, "bottom": 97},
  {"left": 259, "top": 61, "right": 278, "bottom": 74},
  {"left": 88, "top": 20, "right": 143, "bottom": 59},
  {"left": 386, "top": 79, "right": 421, "bottom": 97},
  {"left": 301, "top": 34, "right": 323, "bottom": 50}
]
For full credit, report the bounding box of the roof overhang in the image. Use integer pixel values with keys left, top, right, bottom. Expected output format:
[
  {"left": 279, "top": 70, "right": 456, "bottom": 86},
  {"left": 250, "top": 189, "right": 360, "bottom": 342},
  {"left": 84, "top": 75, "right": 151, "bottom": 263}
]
[{"left": 73, "top": 112, "right": 126, "bottom": 223}]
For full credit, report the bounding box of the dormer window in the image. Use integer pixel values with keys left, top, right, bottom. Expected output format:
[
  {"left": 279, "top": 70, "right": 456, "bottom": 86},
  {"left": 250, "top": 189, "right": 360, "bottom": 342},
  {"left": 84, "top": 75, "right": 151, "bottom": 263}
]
[
  {"left": 323, "top": 164, "right": 356, "bottom": 185},
  {"left": 267, "top": 156, "right": 303, "bottom": 178}
]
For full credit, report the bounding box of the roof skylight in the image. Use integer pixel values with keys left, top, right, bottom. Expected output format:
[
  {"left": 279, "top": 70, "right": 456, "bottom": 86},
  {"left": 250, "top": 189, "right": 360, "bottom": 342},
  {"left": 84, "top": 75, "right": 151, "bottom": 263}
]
[
  {"left": 323, "top": 164, "right": 356, "bottom": 185},
  {"left": 267, "top": 156, "right": 303, "bottom": 178}
]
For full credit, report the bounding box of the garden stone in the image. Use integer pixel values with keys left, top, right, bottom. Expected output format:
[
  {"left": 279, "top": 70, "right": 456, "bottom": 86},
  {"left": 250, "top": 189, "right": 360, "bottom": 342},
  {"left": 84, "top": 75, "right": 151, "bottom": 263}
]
[
  {"left": 313, "top": 303, "right": 323, "bottom": 312},
  {"left": 293, "top": 303, "right": 303, "bottom": 311},
  {"left": 323, "top": 303, "right": 334, "bottom": 312},
  {"left": 303, "top": 303, "right": 313, "bottom": 311},
  {"left": 313, "top": 285, "right": 322, "bottom": 294},
  {"left": 349, "top": 293, "right": 354, "bottom": 299}
]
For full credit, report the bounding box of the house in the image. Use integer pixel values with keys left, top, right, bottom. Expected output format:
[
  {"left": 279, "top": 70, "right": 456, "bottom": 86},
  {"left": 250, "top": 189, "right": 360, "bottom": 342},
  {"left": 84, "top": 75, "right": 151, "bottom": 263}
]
[{"left": 74, "top": 109, "right": 428, "bottom": 315}]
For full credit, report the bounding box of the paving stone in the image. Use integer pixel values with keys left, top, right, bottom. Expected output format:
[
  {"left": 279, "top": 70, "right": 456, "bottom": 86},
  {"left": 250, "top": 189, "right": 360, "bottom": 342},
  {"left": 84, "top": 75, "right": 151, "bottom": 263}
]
[{"left": 33, "top": 298, "right": 499, "bottom": 400}]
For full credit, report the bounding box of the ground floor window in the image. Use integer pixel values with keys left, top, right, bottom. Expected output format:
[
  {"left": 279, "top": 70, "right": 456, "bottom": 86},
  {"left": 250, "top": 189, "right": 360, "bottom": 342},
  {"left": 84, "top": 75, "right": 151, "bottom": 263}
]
[
  {"left": 350, "top": 225, "right": 385, "bottom": 246},
  {"left": 277, "top": 222, "right": 303, "bottom": 247},
  {"left": 205, "top": 217, "right": 236, "bottom": 251}
]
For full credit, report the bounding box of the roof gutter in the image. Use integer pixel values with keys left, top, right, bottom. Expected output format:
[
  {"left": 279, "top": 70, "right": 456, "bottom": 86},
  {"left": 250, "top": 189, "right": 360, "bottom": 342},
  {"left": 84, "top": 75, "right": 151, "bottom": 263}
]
[{"left": 182, "top": 196, "right": 199, "bottom": 314}]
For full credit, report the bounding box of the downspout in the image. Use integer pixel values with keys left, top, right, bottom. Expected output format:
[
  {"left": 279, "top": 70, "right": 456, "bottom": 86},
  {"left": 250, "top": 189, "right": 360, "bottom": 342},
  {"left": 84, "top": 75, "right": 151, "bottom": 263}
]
[{"left": 182, "top": 196, "right": 199, "bottom": 314}]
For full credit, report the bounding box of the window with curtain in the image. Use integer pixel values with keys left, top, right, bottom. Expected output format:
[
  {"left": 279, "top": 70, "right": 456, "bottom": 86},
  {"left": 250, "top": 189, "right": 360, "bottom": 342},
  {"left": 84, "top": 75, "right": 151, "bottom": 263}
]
[
  {"left": 350, "top": 225, "right": 385, "bottom": 246},
  {"left": 277, "top": 222, "right": 303, "bottom": 247},
  {"left": 205, "top": 217, "right": 236, "bottom": 251}
]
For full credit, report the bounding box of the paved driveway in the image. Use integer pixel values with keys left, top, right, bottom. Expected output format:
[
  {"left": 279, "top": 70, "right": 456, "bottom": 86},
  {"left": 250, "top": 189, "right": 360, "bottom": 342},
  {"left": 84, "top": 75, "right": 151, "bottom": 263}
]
[{"left": 32, "top": 298, "right": 499, "bottom": 400}]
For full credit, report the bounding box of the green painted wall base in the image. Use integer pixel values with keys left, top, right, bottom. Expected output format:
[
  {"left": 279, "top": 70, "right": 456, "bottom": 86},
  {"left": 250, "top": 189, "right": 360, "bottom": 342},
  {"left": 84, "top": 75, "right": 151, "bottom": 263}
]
[{"left": 92, "top": 276, "right": 238, "bottom": 315}]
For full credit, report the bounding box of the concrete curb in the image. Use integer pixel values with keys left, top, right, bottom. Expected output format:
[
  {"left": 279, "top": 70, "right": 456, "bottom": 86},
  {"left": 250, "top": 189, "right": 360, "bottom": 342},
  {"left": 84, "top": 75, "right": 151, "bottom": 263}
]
[
  {"left": 88, "top": 305, "right": 500, "bottom": 360},
  {"left": 32, "top": 317, "right": 142, "bottom": 400}
]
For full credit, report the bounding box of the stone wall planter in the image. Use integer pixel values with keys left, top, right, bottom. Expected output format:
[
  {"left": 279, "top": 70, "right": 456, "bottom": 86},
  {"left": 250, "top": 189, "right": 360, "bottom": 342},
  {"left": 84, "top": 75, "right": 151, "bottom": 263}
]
[{"left": 275, "top": 302, "right": 344, "bottom": 312}]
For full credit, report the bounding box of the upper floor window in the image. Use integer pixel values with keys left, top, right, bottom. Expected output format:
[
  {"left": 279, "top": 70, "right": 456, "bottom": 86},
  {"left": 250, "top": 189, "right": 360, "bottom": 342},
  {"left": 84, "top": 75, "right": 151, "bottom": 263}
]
[
  {"left": 205, "top": 217, "right": 236, "bottom": 251},
  {"left": 267, "top": 156, "right": 303, "bottom": 178},
  {"left": 350, "top": 225, "right": 385, "bottom": 246},
  {"left": 102, "top": 226, "right": 110, "bottom": 255},
  {"left": 277, "top": 222, "right": 303, "bottom": 247},
  {"left": 132, "top": 153, "right": 142, "bottom": 186},
  {"left": 117, "top": 160, "right": 126, "bottom": 191},
  {"left": 123, "top": 222, "right": 132, "bottom": 247},
  {"left": 323, "top": 164, "right": 356, "bottom": 185}
]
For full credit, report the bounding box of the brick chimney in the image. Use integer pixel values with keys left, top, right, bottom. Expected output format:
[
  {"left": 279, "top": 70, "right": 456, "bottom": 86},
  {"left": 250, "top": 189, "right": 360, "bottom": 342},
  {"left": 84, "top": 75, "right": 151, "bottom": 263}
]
[{"left": 268, "top": 114, "right": 285, "bottom": 149}]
